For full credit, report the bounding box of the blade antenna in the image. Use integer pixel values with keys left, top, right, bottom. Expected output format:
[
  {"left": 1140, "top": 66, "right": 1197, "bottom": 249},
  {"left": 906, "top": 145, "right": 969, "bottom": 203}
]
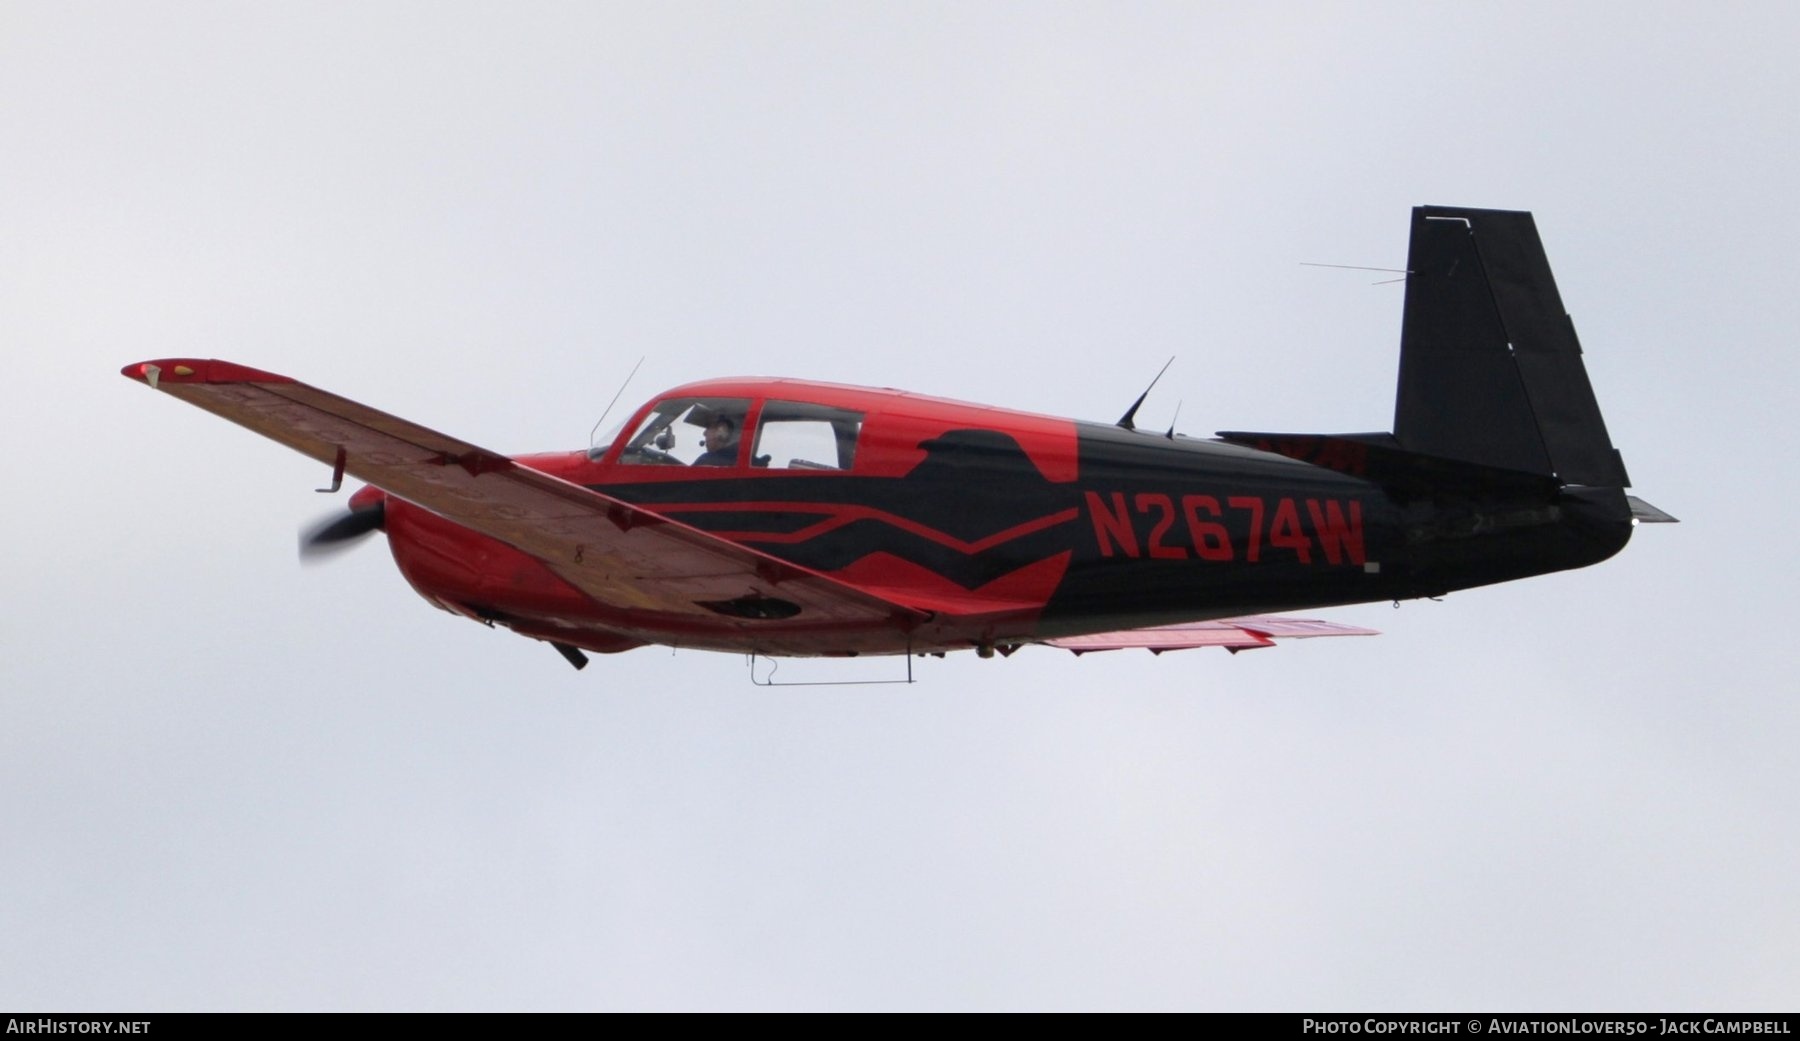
[
  {"left": 1116, "top": 357, "right": 1174, "bottom": 431},
  {"left": 1164, "top": 400, "right": 1182, "bottom": 440},
  {"left": 588, "top": 355, "right": 646, "bottom": 455}
]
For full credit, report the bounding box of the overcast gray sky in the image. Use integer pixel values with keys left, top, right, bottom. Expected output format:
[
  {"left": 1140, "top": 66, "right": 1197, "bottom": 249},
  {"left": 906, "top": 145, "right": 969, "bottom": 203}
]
[{"left": 3, "top": 1, "right": 1794, "bottom": 1011}]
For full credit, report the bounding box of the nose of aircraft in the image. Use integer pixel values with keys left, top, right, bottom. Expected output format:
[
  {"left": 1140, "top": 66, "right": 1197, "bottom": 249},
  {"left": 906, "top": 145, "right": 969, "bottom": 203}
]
[{"left": 347, "top": 485, "right": 385, "bottom": 512}]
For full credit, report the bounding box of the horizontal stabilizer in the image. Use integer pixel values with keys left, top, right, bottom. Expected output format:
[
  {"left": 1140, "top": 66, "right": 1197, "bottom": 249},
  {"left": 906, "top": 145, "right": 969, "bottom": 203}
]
[
  {"left": 1044, "top": 615, "right": 1377, "bottom": 655},
  {"left": 1216, "top": 430, "right": 1561, "bottom": 498},
  {"left": 1627, "top": 496, "right": 1679, "bottom": 523}
]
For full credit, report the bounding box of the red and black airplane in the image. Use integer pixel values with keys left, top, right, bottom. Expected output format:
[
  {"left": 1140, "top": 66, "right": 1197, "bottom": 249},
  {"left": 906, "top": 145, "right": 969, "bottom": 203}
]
[{"left": 124, "top": 206, "right": 1673, "bottom": 670}]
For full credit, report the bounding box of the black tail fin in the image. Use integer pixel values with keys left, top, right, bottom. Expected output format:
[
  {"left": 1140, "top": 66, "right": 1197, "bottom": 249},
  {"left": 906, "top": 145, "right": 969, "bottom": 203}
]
[{"left": 1394, "top": 206, "right": 1630, "bottom": 487}]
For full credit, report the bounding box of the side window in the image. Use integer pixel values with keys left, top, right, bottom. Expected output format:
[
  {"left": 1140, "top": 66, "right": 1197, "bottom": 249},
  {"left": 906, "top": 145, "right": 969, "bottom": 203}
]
[
  {"left": 751, "top": 401, "right": 864, "bottom": 471},
  {"left": 617, "top": 397, "right": 750, "bottom": 467}
]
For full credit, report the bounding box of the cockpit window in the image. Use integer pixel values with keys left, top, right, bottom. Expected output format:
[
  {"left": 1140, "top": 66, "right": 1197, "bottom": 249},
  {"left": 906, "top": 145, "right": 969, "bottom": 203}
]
[
  {"left": 618, "top": 397, "right": 751, "bottom": 467},
  {"left": 751, "top": 401, "right": 864, "bottom": 471}
]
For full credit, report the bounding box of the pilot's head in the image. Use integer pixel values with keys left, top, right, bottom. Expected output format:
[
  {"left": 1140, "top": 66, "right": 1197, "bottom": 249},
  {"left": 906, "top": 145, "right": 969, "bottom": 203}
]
[{"left": 703, "top": 415, "right": 737, "bottom": 453}]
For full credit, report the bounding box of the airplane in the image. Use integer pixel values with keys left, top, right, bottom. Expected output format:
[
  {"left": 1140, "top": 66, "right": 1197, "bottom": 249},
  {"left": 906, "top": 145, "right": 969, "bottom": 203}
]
[{"left": 123, "top": 205, "right": 1673, "bottom": 671}]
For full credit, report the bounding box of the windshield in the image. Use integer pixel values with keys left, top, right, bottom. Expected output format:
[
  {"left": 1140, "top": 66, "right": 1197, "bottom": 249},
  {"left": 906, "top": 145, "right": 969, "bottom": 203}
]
[{"left": 617, "top": 397, "right": 750, "bottom": 467}]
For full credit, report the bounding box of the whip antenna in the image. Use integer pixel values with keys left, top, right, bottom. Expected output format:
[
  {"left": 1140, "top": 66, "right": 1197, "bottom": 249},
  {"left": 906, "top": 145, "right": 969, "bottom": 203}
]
[{"left": 589, "top": 355, "right": 645, "bottom": 454}]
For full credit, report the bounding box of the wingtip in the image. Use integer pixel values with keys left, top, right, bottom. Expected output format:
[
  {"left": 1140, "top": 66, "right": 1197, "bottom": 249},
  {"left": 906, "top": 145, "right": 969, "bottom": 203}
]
[
  {"left": 121, "top": 359, "right": 293, "bottom": 387},
  {"left": 121, "top": 361, "right": 162, "bottom": 385}
]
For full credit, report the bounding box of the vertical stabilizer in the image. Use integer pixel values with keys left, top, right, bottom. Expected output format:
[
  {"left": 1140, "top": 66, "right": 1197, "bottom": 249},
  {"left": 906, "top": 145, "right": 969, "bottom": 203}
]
[{"left": 1394, "top": 206, "right": 1630, "bottom": 487}]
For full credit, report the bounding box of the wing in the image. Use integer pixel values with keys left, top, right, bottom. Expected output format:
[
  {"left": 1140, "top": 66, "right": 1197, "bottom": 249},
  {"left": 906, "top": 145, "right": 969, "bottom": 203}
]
[
  {"left": 122, "top": 359, "right": 927, "bottom": 630},
  {"left": 1043, "top": 616, "right": 1377, "bottom": 654}
]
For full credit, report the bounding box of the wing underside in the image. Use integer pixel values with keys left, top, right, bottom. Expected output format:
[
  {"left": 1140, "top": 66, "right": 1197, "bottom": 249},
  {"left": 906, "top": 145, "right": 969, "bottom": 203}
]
[{"left": 122, "top": 359, "right": 927, "bottom": 637}]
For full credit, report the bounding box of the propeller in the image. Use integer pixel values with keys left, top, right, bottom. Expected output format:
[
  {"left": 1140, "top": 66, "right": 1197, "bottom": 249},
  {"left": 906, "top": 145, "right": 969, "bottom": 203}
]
[{"left": 299, "top": 501, "right": 386, "bottom": 562}]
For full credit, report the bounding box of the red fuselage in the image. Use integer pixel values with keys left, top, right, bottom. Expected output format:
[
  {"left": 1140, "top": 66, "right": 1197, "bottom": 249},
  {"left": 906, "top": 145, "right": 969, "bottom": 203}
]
[{"left": 370, "top": 377, "right": 1630, "bottom": 658}]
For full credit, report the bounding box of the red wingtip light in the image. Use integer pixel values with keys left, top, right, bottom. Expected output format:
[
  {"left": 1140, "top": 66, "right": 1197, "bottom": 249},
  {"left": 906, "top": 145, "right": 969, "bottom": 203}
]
[{"left": 120, "top": 359, "right": 295, "bottom": 387}]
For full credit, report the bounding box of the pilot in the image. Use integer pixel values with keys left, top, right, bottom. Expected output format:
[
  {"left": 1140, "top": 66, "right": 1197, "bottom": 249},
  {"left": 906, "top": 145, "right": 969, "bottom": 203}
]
[{"left": 692, "top": 415, "right": 740, "bottom": 467}]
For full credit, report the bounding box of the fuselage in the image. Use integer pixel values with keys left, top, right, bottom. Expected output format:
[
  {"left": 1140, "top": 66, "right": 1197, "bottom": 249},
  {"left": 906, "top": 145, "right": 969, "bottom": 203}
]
[{"left": 377, "top": 377, "right": 1634, "bottom": 656}]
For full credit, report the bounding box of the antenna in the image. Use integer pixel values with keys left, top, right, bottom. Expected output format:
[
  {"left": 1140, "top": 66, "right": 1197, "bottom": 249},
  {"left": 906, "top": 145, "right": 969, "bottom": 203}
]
[
  {"left": 1164, "top": 400, "right": 1182, "bottom": 440},
  {"left": 588, "top": 355, "right": 645, "bottom": 456},
  {"left": 1300, "top": 261, "right": 1413, "bottom": 286},
  {"left": 1116, "top": 357, "right": 1174, "bottom": 431}
]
